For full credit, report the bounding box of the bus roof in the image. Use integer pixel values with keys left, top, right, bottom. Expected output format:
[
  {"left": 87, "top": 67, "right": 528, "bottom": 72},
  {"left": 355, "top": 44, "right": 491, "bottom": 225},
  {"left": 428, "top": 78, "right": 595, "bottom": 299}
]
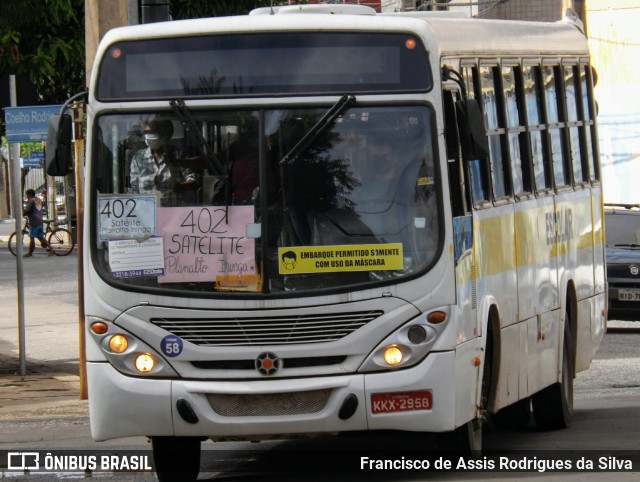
[
  {"left": 96, "top": 10, "right": 589, "bottom": 77},
  {"left": 401, "top": 15, "right": 588, "bottom": 57}
]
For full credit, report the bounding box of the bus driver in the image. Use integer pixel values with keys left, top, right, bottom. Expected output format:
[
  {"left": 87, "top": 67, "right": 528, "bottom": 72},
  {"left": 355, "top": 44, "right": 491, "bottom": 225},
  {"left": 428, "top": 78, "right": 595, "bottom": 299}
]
[{"left": 129, "top": 119, "right": 197, "bottom": 206}]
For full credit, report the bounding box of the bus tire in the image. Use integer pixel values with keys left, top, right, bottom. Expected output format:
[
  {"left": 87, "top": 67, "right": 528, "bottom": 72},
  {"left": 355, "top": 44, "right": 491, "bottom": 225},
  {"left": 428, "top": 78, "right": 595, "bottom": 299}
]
[
  {"left": 532, "top": 318, "right": 573, "bottom": 430},
  {"left": 438, "top": 418, "right": 482, "bottom": 456},
  {"left": 492, "top": 397, "right": 531, "bottom": 431},
  {"left": 151, "top": 436, "right": 200, "bottom": 482}
]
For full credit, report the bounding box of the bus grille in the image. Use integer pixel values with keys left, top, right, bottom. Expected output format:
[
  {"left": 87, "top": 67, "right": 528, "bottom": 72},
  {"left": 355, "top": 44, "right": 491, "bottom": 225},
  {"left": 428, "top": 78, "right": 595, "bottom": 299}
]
[
  {"left": 207, "top": 389, "right": 331, "bottom": 417},
  {"left": 150, "top": 310, "right": 383, "bottom": 346}
]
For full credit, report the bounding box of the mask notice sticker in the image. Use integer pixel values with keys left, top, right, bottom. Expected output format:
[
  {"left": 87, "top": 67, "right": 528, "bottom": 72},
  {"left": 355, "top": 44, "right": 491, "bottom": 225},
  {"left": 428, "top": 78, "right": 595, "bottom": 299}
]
[{"left": 278, "top": 243, "right": 403, "bottom": 275}]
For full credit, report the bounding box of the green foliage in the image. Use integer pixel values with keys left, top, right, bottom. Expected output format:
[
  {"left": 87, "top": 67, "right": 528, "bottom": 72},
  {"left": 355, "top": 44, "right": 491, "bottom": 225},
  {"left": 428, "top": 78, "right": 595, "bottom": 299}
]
[
  {"left": 0, "top": 0, "right": 84, "bottom": 140},
  {"left": 0, "top": 0, "right": 85, "bottom": 105},
  {"left": 19, "top": 141, "right": 42, "bottom": 158}
]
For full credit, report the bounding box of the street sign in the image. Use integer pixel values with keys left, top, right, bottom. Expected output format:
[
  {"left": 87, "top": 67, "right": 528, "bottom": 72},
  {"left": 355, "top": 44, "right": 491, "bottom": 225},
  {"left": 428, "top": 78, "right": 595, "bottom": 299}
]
[
  {"left": 4, "top": 105, "right": 63, "bottom": 142},
  {"left": 21, "top": 152, "right": 44, "bottom": 168}
]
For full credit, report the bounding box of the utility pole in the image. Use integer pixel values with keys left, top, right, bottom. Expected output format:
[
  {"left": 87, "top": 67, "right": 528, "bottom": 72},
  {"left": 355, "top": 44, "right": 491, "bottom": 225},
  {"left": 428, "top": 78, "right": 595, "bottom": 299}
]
[
  {"left": 80, "top": 0, "right": 133, "bottom": 399},
  {"left": 8, "top": 75, "right": 27, "bottom": 376},
  {"left": 85, "top": 0, "right": 133, "bottom": 86},
  {"left": 73, "top": 101, "right": 87, "bottom": 399}
]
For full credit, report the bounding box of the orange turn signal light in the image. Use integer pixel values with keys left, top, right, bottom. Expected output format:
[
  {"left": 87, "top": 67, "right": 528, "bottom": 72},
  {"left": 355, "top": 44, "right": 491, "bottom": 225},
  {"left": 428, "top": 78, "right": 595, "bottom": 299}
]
[
  {"left": 426, "top": 311, "right": 446, "bottom": 324},
  {"left": 91, "top": 322, "right": 108, "bottom": 335}
]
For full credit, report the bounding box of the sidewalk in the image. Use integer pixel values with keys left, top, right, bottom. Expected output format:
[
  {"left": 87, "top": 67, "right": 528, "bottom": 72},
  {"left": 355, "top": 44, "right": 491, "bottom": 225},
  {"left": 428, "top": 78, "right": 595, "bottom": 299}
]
[
  {"left": 0, "top": 352, "right": 87, "bottom": 420},
  {"left": 0, "top": 221, "right": 86, "bottom": 421}
]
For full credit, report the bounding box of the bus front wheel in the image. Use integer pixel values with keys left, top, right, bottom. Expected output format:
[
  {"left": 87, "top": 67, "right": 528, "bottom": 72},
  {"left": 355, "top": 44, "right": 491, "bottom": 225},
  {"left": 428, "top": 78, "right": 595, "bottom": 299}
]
[
  {"left": 437, "top": 418, "right": 482, "bottom": 455},
  {"left": 151, "top": 436, "right": 200, "bottom": 482}
]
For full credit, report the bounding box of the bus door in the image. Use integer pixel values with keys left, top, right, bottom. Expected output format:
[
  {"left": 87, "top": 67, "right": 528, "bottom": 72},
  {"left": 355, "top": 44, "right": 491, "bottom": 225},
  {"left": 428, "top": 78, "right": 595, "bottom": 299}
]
[{"left": 443, "top": 86, "right": 478, "bottom": 342}]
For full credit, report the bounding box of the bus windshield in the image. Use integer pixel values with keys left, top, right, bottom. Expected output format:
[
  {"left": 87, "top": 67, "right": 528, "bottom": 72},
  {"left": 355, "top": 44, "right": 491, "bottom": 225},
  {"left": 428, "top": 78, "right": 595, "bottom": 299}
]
[{"left": 92, "top": 104, "right": 441, "bottom": 295}]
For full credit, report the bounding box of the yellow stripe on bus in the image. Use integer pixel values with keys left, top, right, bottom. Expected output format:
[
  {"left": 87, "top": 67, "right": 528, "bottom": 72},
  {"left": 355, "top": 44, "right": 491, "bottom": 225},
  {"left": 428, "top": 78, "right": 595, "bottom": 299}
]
[{"left": 463, "top": 194, "right": 603, "bottom": 281}]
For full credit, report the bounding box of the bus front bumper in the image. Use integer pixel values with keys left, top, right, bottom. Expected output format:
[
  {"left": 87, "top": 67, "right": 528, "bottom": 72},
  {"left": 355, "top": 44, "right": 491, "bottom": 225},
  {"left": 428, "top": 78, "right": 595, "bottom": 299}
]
[{"left": 87, "top": 349, "right": 460, "bottom": 441}]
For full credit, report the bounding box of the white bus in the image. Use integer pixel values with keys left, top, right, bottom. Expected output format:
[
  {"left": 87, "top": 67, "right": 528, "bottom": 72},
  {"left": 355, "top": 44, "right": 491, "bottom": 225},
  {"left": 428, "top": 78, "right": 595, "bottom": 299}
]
[{"left": 65, "top": 4, "right": 606, "bottom": 479}]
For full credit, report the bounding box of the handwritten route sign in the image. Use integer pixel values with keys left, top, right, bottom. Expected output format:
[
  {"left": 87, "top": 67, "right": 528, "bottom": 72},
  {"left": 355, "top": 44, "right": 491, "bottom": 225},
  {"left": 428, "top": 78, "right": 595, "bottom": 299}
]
[{"left": 157, "top": 205, "right": 256, "bottom": 283}]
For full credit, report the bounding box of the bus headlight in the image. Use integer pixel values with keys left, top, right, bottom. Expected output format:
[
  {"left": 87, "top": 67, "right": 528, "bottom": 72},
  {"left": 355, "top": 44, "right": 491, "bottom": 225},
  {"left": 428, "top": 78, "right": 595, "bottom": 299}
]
[
  {"left": 87, "top": 318, "right": 178, "bottom": 378},
  {"left": 383, "top": 345, "right": 403, "bottom": 366},
  {"left": 109, "top": 334, "right": 128, "bottom": 353},
  {"left": 135, "top": 353, "right": 155, "bottom": 373},
  {"left": 359, "top": 310, "right": 448, "bottom": 372}
]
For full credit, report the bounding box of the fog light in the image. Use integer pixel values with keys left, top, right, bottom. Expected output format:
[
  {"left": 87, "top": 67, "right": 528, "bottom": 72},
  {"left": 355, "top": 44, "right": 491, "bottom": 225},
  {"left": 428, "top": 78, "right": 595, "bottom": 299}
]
[
  {"left": 135, "top": 353, "right": 155, "bottom": 373},
  {"left": 408, "top": 325, "right": 427, "bottom": 344},
  {"left": 383, "top": 345, "right": 403, "bottom": 366},
  {"left": 109, "top": 335, "right": 128, "bottom": 353}
]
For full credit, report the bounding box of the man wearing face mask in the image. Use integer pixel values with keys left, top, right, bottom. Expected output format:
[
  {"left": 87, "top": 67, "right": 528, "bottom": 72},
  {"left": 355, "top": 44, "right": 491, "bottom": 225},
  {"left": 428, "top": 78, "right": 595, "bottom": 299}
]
[{"left": 129, "top": 119, "right": 197, "bottom": 206}]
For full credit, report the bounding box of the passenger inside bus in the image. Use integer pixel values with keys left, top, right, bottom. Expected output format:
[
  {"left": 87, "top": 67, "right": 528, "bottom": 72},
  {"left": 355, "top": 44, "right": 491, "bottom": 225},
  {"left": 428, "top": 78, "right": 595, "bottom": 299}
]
[{"left": 128, "top": 119, "right": 198, "bottom": 206}]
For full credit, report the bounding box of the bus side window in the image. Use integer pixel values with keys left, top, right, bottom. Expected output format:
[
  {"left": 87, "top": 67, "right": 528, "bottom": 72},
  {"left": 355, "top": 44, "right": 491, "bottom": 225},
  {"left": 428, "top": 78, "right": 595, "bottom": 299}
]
[
  {"left": 543, "top": 64, "right": 570, "bottom": 188},
  {"left": 444, "top": 89, "right": 468, "bottom": 217},
  {"left": 564, "top": 64, "right": 585, "bottom": 185},
  {"left": 503, "top": 64, "right": 533, "bottom": 197},
  {"left": 524, "top": 64, "right": 552, "bottom": 193},
  {"left": 580, "top": 62, "right": 599, "bottom": 182},
  {"left": 462, "top": 65, "right": 491, "bottom": 207},
  {"left": 479, "top": 63, "right": 511, "bottom": 201}
]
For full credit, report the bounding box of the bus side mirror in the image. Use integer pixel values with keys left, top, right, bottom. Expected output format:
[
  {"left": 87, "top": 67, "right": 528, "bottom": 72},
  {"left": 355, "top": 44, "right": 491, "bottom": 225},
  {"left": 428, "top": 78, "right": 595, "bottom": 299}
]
[
  {"left": 45, "top": 113, "right": 73, "bottom": 176},
  {"left": 455, "top": 99, "right": 489, "bottom": 162}
]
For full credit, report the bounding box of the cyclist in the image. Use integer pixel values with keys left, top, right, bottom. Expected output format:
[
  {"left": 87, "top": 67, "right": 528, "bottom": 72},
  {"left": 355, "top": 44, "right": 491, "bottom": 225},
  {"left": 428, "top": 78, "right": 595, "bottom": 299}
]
[{"left": 23, "top": 188, "right": 55, "bottom": 257}]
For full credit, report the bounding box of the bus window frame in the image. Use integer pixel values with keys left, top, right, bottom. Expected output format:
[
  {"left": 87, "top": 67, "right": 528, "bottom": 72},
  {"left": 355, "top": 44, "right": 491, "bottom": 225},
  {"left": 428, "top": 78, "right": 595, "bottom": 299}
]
[
  {"left": 541, "top": 59, "right": 572, "bottom": 192},
  {"left": 522, "top": 61, "right": 554, "bottom": 197},
  {"left": 478, "top": 60, "right": 513, "bottom": 206},
  {"left": 562, "top": 59, "right": 589, "bottom": 189},
  {"left": 579, "top": 60, "right": 601, "bottom": 184},
  {"left": 461, "top": 61, "right": 492, "bottom": 210},
  {"left": 502, "top": 61, "right": 534, "bottom": 200}
]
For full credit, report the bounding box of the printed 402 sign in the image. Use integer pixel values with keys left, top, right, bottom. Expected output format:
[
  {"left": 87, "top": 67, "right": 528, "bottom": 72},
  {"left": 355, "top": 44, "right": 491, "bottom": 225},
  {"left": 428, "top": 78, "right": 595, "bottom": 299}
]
[{"left": 98, "top": 195, "right": 157, "bottom": 241}]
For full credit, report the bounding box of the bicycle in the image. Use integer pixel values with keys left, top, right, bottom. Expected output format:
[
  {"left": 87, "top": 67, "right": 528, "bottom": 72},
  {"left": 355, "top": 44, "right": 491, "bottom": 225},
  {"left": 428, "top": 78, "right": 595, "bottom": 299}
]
[{"left": 8, "top": 218, "right": 75, "bottom": 257}]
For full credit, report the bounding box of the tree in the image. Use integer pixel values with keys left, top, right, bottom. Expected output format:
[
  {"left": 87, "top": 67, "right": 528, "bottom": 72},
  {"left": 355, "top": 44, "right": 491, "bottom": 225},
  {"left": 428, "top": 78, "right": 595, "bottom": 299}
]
[
  {"left": 0, "top": 0, "right": 85, "bottom": 137},
  {"left": 0, "top": 0, "right": 307, "bottom": 137}
]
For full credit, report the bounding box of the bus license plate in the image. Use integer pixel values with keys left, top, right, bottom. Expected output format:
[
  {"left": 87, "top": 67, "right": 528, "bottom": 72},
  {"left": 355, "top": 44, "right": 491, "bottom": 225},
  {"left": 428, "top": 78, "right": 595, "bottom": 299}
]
[
  {"left": 619, "top": 289, "right": 640, "bottom": 301},
  {"left": 371, "top": 390, "right": 432, "bottom": 414}
]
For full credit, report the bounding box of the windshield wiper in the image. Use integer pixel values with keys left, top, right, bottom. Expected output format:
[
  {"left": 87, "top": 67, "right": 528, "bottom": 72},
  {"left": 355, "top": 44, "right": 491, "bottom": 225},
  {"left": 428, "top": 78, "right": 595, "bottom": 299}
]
[
  {"left": 612, "top": 243, "right": 640, "bottom": 248},
  {"left": 277, "top": 95, "right": 355, "bottom": 245},
  {"left": 280, "top": 94, "right": 355, "bottom": 166},
  {"left": 169, "top": 98, "right": 225, "bottom": 177}
]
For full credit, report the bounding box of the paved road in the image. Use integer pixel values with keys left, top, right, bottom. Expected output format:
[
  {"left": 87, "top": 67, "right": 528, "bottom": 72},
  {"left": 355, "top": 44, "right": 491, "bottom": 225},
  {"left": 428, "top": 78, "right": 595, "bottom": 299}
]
[{"left": 0, "top": 219, "right": 79, "bottom": 366}]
